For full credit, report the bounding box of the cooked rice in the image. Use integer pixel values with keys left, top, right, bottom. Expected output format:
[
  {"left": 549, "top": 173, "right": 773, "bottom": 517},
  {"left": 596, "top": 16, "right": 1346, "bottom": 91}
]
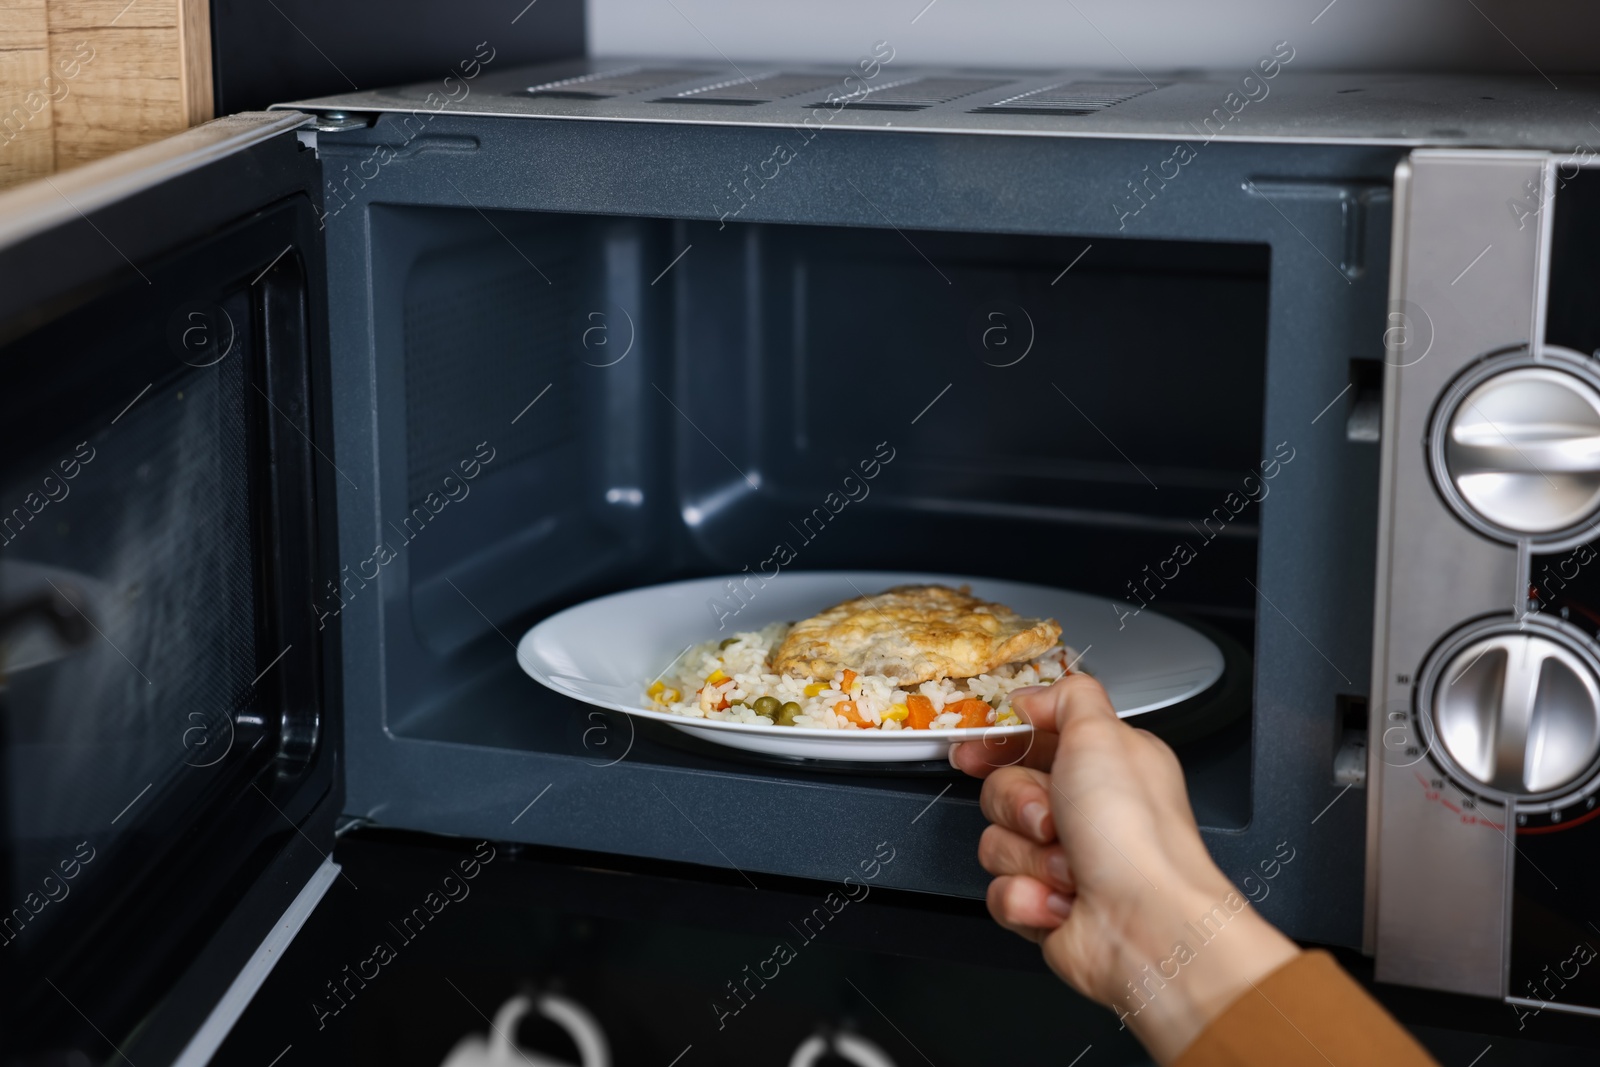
[{"left": 644, "top": 621, "right": 1079, "bottom": 730}]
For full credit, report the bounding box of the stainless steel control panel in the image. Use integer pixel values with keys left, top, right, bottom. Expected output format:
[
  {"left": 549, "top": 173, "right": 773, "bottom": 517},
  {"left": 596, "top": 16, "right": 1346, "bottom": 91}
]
[{"left": 1368, "top": 150, "right": 1600, "bottom": 999}]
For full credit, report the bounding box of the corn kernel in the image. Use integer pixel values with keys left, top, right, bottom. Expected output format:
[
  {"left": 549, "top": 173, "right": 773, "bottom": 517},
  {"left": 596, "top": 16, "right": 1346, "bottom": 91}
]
[
  {"left": 883, "top": 704, "right": 909, "bottom": 722},
  {"left": 706, "top": 669, "right": 729, "bottom": 685},
  {"left": 647, "top": 681, "right": 665, "bottom": 697},
  {"left": 663, "top": 688, "right": 681, "bottom": 703},
  {"left": 804, "top": 683, "right": 827, "bottom": 697}
]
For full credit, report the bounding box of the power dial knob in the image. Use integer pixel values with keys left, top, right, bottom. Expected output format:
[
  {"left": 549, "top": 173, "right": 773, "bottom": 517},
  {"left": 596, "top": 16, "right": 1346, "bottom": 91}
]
[
  {"left": 1421, "top": 619, "right": 1600, "bottom": 806},
  {"left": 1430, "top": 346, "right": 1600, "bottom": 549}
]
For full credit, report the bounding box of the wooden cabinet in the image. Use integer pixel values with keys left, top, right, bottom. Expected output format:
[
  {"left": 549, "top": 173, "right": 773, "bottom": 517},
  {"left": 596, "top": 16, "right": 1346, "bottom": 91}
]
[{"left": 0, "top": 0, "right": 211, "bottom": 187}]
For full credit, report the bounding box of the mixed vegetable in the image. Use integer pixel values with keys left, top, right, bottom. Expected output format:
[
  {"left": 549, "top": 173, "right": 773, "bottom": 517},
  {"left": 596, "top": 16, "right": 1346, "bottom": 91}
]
[{"left": 646, "top": 638, "right": 1071, "bottom": 730}]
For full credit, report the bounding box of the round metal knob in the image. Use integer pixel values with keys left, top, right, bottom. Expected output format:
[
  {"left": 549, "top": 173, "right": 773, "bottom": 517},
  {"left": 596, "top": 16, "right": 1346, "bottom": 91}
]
[
  {"left": 1431, "top": 629, "right": 1600, "bottom": 797},
  {"left": 1432, "top": 350, "right": 1600, "bottom": 545}
]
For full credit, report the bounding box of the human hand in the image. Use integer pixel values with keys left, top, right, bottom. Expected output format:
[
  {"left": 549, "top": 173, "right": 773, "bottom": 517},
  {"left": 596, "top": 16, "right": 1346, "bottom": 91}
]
[
  {"left": 948, "top": 686, "right": 1061, "bottom": 778},
  {"left": 951, "top": 673, "right": 1298, "bottom": 1064}
]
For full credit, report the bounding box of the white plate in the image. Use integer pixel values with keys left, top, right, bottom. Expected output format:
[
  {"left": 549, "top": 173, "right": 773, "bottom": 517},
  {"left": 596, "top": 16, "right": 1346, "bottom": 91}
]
[{"left": 516, "top": 571, "right": 1225, "bottom": 763}]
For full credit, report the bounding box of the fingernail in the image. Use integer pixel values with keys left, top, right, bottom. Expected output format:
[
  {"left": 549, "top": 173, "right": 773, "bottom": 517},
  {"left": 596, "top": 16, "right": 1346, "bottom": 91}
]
[
  {"left": 1046, "top": 852, "right": 1070, "bottom": 886},
  {"left": 1021, "top": 801, "right": 1049, "bottom": 842},
  {"left": 1046, "top": 892, "right": 1074, "bottom": 918},
  {"left": 947, "top": 742, "right": 962, "bottom": 768}
]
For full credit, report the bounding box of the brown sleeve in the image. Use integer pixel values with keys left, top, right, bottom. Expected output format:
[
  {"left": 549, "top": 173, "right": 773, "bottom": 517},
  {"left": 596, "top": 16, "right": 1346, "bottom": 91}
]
[{"left": 1173, "top": 950, "right": 1439, "bottom": 1067}]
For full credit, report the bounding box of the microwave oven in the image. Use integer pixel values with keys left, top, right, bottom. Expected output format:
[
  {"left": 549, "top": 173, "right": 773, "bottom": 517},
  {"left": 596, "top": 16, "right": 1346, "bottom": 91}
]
[{"left": 4, "top": 55, "right": 1600, "bottom": 1062}]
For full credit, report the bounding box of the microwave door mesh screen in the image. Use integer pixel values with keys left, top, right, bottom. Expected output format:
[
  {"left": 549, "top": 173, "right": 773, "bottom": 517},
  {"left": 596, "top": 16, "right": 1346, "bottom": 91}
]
[{"left": 1, "top": 352, "right": 259, "bottom": 928}]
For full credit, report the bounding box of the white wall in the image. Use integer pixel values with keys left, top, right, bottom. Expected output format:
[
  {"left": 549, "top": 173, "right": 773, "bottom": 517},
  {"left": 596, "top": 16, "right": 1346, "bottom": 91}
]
[{"left": 589, "top": 0, "right": 1599, "bottom": 76}]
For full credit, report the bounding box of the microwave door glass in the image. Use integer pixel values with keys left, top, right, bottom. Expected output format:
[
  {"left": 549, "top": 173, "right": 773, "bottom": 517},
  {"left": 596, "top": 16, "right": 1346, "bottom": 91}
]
[{"left": 0, "top": 116, "right": 340, "bottom": 1063}]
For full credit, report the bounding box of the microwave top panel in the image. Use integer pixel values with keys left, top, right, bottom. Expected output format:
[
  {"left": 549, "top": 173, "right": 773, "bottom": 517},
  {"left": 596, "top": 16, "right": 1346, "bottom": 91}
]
[{"left": 277, "top": 57, "right": 1600, "bottom": 151}]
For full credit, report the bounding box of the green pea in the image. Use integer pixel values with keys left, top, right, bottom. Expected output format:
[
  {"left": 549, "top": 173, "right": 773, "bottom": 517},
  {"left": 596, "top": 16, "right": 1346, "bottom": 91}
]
[
  {"left": 776, "top": 701, "right": 802, "bottom": 726},
  {"left": 753, "top": 696, "right": 780, "bottom": 717},
  {"left": 719, "top": 637, "right": 738, "bottom": 650}
]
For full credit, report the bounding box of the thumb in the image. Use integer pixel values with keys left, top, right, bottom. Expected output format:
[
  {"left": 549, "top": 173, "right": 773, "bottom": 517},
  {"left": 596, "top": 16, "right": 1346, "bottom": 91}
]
[{"left": 1012, "top": 673, "right": 1118, "bottom": 735}]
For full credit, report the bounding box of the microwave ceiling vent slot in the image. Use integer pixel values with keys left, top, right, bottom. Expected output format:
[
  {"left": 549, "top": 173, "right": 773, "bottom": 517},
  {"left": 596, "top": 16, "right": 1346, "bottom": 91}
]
[
  {"left": 659, "top": 72, "right": 841, "bottom": 105},
  {"left": 972, "top": 80, "right": 1162, "bottom": 115},
  {"left": 524, "top": 67, "right": 707, "bottom": 99},
  {"left": 811, "top": 76, "right": 1010, "bottom": 112}
]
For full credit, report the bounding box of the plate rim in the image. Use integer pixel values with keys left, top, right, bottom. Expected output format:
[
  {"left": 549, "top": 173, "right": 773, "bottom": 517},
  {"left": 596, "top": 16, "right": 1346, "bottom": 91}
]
[{"left": 516, "top": 569, "right": 1224, "bottom": 740}]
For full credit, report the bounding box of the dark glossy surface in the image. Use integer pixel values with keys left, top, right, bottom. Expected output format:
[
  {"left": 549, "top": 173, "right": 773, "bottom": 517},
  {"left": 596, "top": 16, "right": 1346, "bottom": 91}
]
[
  {"left": 212, "top": 0, "right": 585, "bottom": 115},
  {"left": 217, "top": 830, "right": 1600, "bottom": 1066},
  {"left": 0, "top": 130, "right": 343, "bottom": 1064},
  {"left": 215, "top": 830, "right": 1153, "bottom": 1067}
]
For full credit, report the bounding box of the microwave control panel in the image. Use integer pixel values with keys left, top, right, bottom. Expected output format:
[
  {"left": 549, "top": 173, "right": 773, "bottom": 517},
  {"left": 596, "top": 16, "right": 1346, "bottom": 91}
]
[{"left": 1369, "top": 149, "right": 1600, "bottom": 1016}]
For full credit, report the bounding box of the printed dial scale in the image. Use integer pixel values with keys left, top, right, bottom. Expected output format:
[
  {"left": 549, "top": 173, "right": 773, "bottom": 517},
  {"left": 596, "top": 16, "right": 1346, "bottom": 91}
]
[{"left": 1415, "top": 617, "right": 1600, "bottom": 830}]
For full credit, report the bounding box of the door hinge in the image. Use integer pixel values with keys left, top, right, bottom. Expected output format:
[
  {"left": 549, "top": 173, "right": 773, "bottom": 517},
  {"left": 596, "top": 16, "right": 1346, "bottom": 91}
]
[{"left": 294, "top": 111, "right": 373, "bottom": 155}]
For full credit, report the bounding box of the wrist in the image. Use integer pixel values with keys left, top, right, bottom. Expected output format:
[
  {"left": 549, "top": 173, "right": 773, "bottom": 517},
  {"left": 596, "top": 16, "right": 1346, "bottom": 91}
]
[{"left": 1102, "top": 885, "right": 1300, "bottom": 1064}]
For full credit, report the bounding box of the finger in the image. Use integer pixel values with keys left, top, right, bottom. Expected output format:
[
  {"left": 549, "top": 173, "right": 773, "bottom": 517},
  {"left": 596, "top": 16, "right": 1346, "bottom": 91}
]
[
  {"left": 978, "top": 765, "right": 1056, "bottom": 843},
  {"left": 1013, "top": 672, "right": 1119, "bottom": 737},
  {"left": 1007, "top": 696, "right": 1062, "bottom": 771},
  {"left": 949, "top": 723, "right": 1056, "bottom": 777},
  {"left": 986, "top": 874, "right": 1073, "bottom": 938},
  {"left": 978, "top": 824, "right": 1075, "bottom": 893},
  {"left": 949, "top": 687, "right": 1062, "bottom": 777}
]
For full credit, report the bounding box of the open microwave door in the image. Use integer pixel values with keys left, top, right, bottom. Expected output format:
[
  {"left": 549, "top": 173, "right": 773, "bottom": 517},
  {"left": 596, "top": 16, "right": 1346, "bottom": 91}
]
[{"left": 0, "top": 112, "right": 343, "bottom": 1065}]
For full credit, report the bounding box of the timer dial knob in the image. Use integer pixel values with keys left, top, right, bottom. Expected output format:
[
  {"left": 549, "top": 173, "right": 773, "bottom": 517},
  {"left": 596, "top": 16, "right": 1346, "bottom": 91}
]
[
  {"left": 1430, "top": 628, "right": 1600, "bottom": 797},
  {"left": 1432, "top": 349, "right": 1600, "bottom": 546}
]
